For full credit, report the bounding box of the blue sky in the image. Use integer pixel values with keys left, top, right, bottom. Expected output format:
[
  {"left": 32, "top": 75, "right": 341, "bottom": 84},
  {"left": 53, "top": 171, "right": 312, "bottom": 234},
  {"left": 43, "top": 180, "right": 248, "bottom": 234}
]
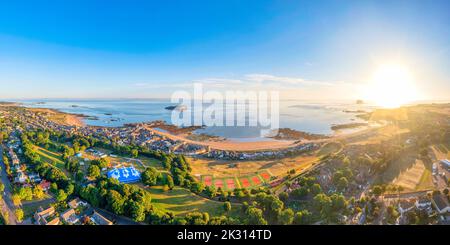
[{"left": 0, "top": 0, "right": 449, "bottom": 100}]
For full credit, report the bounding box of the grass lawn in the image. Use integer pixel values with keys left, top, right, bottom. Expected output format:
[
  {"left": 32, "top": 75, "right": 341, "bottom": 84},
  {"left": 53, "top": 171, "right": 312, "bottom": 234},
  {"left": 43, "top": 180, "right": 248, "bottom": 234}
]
[
  {"left": 131, "top": 156, "right": 162, "bottom": 171},
  {"left": 145, "top": 186, "right": 241, "bottom": 217},
  {"left": 90, "top": 147, "right": 162, "bottom": 171},
  {"left": 317, "top": 142, "right": 343, "bottom": 157},
  {"left": 189, "top": 154, "right": 319, "bottom": 180},
  {"left": 416, "top": 168, "right": 434, "bottom": 190},
  {"left": 34, "top": 146, "right": 65, "bottom": 170},
  {"left": 21, "top": 200, "right": 51, "bottom": 219},
  {"left": 436, "top": 144, "right": 449, "bottom": 154}
]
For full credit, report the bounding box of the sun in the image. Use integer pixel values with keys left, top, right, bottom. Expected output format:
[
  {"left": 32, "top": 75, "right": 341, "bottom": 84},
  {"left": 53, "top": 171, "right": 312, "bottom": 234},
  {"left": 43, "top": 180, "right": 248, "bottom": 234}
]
[{"left": 363, "top": 64, "right": 419, "bottom": 108}]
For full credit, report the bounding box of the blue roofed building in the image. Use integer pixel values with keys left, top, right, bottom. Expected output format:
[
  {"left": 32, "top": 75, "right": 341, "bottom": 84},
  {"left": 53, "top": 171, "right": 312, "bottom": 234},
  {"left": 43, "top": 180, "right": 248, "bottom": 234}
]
[
  {"left": 107, "top": 166, "right": 141, "bottom": 183},
  {"left": 440, "top": 159, "right": 450, "bottom": 170}
]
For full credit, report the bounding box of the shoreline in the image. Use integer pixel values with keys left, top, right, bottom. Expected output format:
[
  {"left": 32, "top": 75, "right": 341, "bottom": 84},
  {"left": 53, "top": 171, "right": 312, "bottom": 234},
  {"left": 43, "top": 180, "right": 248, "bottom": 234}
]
[
  {"left": 145, "top": 125, "right": 300, "bottom": 151},
  {"left": 28, "top": 107, "right": 87, "bottom": 127},
  {"left": 2, "top": 101, "right": 87, "bottom": 127},
  {"left": 7, "top": 102, "right": 376, "bottom": 152}
]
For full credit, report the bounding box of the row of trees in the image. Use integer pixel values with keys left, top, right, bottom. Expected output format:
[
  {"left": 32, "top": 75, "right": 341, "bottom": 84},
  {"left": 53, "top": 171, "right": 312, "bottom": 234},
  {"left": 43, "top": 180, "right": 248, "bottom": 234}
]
[
  {"left": 19, "top": 129, "right": 299, "bottom": 225},
  {"left": 11, "top": 185, "right": 45, "bottom": 206},
  {"left": 78, "top": 177, "right": 152, "bottom": 222}
]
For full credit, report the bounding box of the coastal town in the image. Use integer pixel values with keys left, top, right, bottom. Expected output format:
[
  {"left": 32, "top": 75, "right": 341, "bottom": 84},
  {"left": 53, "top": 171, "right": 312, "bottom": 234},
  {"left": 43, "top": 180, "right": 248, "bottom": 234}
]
[
  {"left": 1, "top": 2, "right": 450, "bottom": 244},
  {"left": 0, "top": 102, "right": 449, "bottom": 226}
]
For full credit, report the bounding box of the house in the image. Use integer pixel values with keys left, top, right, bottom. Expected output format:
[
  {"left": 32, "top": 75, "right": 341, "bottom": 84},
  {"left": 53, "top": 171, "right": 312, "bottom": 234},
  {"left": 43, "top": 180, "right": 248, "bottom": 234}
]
[
  {"left": 14, "top": 171, "right": 28, "bottom": 184},
  {"left": 439, "top": 215, "right": 450, "bottom": 225},
  {"left": 60, "top": 209, "right": 79, "bottom": 225},
  {"left": 398, "top": 199, "right": 416, "bottom": 214},
  {"left": 90, "top": 211, "right": 113, "bottom": 225},
  {"left": 68, "top": 198, "right": 88, "bottom": 209},
  {"left": 431, "top": 193, "right": 450, "bottom": 214},
  {"left": 415, "top": 195, "right": 432, "bottom": 210},
  {"left": 34, "top": 206, "right": 60, "bottom": 225},
  {"left": 39, "top": 180, "right": 51, "bottom": 192},
  {"left": 442, "top": 171, "right": 450, "bottom": 183},
  {"left": 441, "top": 159, "right": 450, "bottom": 171},
  {"left": 28, "top": 173, "right": 41, "bottom": 183}
]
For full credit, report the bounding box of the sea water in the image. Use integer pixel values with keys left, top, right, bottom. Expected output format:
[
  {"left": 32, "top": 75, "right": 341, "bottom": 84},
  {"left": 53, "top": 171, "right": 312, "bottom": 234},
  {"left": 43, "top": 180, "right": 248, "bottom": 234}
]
[{"left": 17, "top": 99, "right": 377, "bottom": 139}]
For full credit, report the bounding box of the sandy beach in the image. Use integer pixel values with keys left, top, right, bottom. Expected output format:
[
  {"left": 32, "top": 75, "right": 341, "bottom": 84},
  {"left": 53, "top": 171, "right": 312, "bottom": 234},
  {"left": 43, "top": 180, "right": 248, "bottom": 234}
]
[
  {"left": 145, "top": 125, "right": 299, "bottom": 151},
  {"left": 29, "top": 108, "right": 85, "bottom": 127}
]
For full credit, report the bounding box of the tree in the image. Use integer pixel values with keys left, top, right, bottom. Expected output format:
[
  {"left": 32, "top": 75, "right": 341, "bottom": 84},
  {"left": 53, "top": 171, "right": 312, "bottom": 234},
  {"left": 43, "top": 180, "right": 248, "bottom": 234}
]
[
  {"left": 443, "top": 188, "right": 449, "bottom": 196},
  {"left": 278, "top": 208, "right": 294, "bottom": 225},
  {"left": 293, "top": 210, "right": 312, "bottom": 225},
  {"left": 224, "top": 201, "right": 231, "bottom": 212},
  {"left": 185, "top": 212, "right": 209, "bottom": 225},
  {"left": 107, "top": 190, "right": 125, "bottom": 215},
  {"left": 331, "top": 194, "right": 347, "bottom": 211},
  {"left": 65, "top": 183, "right": 75, "bottom": 196},
  {"left": 342, "top": 156, "right": 351, "bottom": 166},
  {"left": 18, "top": 187, "right": 33, "bottom": 201},
  {"left": 166, "top": 175, "right": 175, "bottom": 190},
  {"left": 190, "top": 182, "right": 205, "bottom": 194},
  {"left": 98, "top": 158, "right": 110, "bottom": 169},
  {"left": 290, "top": 187, "right": 309, "bottom": 199},
  {"left": 15, "top": 209, "right": 24, "bottom": 223},
  {"left": 11, "top": 194, "right": 21, "bottom": 206},
  {"left": 131, "top": 149, "right": 139, "bottom": 158},
  {"left": 278, "top": 192, "right": 289, "bottom": 202},
  {"left": 0, "top": 183, "right": 4, "bottom": 193},
  {"left": 420, "top": 148, "right": 428, "bottom": 157},
  {"left": 76, "top": 170, "right": 84, "bottom": 182},
  {"left": 337, "top": 177, "right": 348, "bottom": 191},
  {"left": 33, "top": 185, "right": 45, "bottom": 200},
  {"left": 245, "top": 206, "right": 267, "bottom": 225},
  {"left": 313, "top": 193, "right": 332, "bottom": 216},
  {"left": 129, "top": 201, "right": 145, "bottom": 222},
  {"left": 310, "top": 183, "right": 322, "bottom": 195},
  {"left": 343, "top": 168, "right": 353, "bottom": 179},
  {"left": 372, "top": 185, "right": 383, "bottom": 196},
  {"left": 386, "top": 205, "right": 399, "bottom": 224},
  {"left": 88, "top": 165, "right": 101, "bottom": 179},
  {"left": 56, "top": 189, "right": 68, "bottom": 202},
  {"left": 162, "top": 156, "right": 171, "bottom": 170},
  {"left": 73, "top": 142, "right": 80, "bottom": 153},
  {"left": 2, "top": 210, "right": 9, "bottom": 224},
  {"left": 50, "top": 183, "right": 58, "bottom": 194},
  {"left": 141, "top": 167, "right": 161, "bottom": 186},
  {"left": 406, "top": 211, "right": 419, "bottom": 225},
  {"left": 204, "top": 186, "right": 217, "bottom": 198}
]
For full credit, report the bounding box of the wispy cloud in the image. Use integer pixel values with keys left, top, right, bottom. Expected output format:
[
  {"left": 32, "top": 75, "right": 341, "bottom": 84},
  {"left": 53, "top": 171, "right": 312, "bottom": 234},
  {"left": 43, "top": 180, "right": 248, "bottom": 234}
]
[
  {"left": 244, "top": 73, "right": 334, "bottom": 86},
  {"left": 132, "top": 74, "right": 345, "bottom": 91},
  {"left": 133, "top": 82, "right": 192, "bottom": 89}
]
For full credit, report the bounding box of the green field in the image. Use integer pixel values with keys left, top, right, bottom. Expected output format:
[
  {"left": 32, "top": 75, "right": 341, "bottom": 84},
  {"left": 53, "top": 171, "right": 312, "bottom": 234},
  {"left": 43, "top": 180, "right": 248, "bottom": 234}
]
[
  {"left": 416, "top": 168, "right": 434, "bottom": 190},
  {"left": 436, "top": 144, "right": 449, "bottom": 154},
  {"left": 131, "top": 156, "right": 162, "bottom": 171},
  {"left": 145, "top": 186, "right": 241, "bottom": 217},
  {"left": 35, "top": 146, "right": 65, "bottom": 170},
  {"left": 91, "top": 147, "right": 162, "bottom": 171}
]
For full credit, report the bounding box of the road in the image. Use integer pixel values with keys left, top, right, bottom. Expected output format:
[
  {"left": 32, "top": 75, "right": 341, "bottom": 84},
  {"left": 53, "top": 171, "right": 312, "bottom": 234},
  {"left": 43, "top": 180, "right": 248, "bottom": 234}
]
[
  {"left": 94, "top": 207, "right": 142, "bottom": 225},
  {"left": 0, "top": 145, "right": 17, "bottom": 225}
]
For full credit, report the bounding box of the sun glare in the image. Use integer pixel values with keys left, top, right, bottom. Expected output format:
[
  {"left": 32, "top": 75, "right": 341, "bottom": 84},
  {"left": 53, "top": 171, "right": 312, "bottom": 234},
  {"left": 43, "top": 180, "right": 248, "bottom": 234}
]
[{"left": 364, "top": 64, "right": 419, "bottom": 108}]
